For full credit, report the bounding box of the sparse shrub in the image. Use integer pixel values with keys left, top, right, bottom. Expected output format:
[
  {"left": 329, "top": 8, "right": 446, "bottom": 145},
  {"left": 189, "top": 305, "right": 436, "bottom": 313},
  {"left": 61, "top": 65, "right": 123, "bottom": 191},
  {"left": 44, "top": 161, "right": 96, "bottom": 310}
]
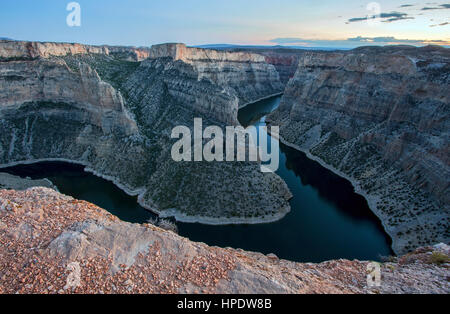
[
  {"left": 157, "top": 219, "right": 178, "bottom": 234},
  {"left": 147, "top": 217, "right": 158, "bottom": 225},
  {"left": 429, "top": 252, "right": 449, "bottom": 266},
  {"left": 146, "top": 217, "right": 178, "bottom": 234},
  {"left": 380, "top": 255, "right": 397, "bottom": 263}
]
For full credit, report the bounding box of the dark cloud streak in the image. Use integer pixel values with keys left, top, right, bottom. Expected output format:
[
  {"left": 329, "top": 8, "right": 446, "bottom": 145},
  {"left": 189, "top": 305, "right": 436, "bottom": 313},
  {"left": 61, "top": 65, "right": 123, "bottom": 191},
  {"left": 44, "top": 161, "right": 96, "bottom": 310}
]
[
  {"left": 421, "top": 4, "right": 450, "bottom": 10},
  {"left": 269, "top": 36, "right": 449, "bottom": 48},
  {"left": 430, "top": 22, "right": 449, "bottom": 27},
  {"left": 347, "top": 11, "right": 414, "bottom": 23}
]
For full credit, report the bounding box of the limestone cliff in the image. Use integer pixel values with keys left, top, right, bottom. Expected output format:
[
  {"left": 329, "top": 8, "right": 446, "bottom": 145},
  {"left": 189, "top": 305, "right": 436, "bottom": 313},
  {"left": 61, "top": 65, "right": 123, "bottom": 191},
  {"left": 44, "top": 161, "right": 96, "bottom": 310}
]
[
  {"left": 0, "top": 185, "right": 448, "bottom": 294},
  {"left": 0, "top": 40, "right": 291, "bottom": 224},
  {"left": 267, "top": 45, "right": 450, "bottom": 254},
  {"left": 225, "top": 47, "right": 308, "bottom": 85},
  {"left": 0, "top": 40, "right": 151, "bottom": 61},
  {"left": 149, "top": 44, "right": 284, "bottom": 108}
]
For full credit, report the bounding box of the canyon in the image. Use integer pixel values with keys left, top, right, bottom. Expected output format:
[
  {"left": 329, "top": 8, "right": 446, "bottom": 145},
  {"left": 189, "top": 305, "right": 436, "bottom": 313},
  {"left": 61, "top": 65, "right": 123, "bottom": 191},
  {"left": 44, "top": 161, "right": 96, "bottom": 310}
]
[
  {"left": 266, "top": 45, "right": 449, "bottom": 254},
  {"left": 0, "top": 40, "right": 291, "bottom": 224}
]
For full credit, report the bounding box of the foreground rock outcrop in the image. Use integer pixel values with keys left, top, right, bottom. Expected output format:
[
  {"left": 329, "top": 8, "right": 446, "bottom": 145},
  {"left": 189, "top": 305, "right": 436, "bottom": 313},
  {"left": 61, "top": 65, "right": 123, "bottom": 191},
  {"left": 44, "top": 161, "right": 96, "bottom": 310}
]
[
  {"left": 0, "top": 40, "right": 291, "bottom": 224},
  {"left": 0, "top": 186, "right": 448, "bottom": 294},
  {"left": 267, "top": 45, "right": 450, "bottom": 254}
]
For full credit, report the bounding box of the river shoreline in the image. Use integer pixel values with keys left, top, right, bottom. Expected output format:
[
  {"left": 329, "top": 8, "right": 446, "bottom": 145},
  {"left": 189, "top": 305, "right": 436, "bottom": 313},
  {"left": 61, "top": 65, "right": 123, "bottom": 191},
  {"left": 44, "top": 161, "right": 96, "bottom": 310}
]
[
  {"left": 0, "top": 157, "right": 292, "bottom": 226},
  {"left": 0, "top": 95, "right": 393, "bottom": 262},
  {"left": 238, "top": 92, "right": 284, "bottom": 110},
  {"left": 265, "top": 121, "right": 397, "bottom": 255}
]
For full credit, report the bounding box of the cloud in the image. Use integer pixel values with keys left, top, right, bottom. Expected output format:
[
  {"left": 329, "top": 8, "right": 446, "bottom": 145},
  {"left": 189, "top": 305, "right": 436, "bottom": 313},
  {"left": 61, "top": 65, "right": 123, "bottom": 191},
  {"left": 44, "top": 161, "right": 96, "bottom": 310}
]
[
  {"left": 421, "top": 4, "right": 450, "bottom": 10},
  {"left": 399, "top": 4, "right": 414, "bottom": 8},
  {"left": 384, "top": 16, "right": 415, "bottom": 22},
  {"left": 347, "top": 36, "right": 445, "bottom": 44},
  {"left": 269, "top": 36, "right": 449, "bottom": 48},
  {"left": 430, "top": 22, "right": 450, "bottom": 27},
  {"left": 347, "top": 11, "right": 414, "bottom": 23}
]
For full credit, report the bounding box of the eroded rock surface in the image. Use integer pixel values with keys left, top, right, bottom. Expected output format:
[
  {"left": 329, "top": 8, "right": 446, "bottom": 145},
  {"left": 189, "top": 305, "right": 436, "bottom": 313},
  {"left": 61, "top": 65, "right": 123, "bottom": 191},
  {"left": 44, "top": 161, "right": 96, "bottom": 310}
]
[
  {"left": 267, "top": 45, "right": 450, "bottom": 254},
  {"left": 0, "top": 187, "right": 448, "bottom": 294}
]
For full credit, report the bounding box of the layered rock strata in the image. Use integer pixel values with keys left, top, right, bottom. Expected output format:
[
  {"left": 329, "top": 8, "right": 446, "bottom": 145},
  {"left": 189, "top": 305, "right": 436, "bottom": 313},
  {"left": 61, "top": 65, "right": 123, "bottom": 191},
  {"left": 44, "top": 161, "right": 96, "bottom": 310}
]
[
  {"left": 0, "top": 40, "right": 151, "bottom": 62},
  {"left": 225, "top": 47, "right": 309, "bottom": 85},
  {"left": 149, "top": 43, "right": 284, "bottom": 108},
  {"left": 267, "top": 45, "right": 450, "bottom": 254}
]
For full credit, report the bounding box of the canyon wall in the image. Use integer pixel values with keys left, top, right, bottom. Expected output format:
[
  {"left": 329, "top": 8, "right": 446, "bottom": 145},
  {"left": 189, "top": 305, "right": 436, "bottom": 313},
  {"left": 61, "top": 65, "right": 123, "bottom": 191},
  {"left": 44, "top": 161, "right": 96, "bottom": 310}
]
[
  {"left": 267, "top": 45, "right": 450, "bottom": 254},
  {"left": 0, "top": 58, "right": 136, "bottom": 134},
  {"left": 149, "top": 43, "right": 284, "bottom": 108},
  {"left": 223, "top": 47, "right": 309, "bottom": 85},
  {"left": 261, "top": 50, "right": 303, "bottom": 85},
  {"left": 0, "top": 40, "right": 151, "bottom": 61},
  {"left": 0, "top": 40, "right": 291, "bottom": 224}
]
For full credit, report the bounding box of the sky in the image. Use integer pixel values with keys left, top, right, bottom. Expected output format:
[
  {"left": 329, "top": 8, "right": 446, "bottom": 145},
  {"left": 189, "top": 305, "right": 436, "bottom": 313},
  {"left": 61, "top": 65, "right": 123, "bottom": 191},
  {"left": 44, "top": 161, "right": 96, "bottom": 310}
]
[{"left": 0, "top": 0, "right": 449, "bottom": 48}]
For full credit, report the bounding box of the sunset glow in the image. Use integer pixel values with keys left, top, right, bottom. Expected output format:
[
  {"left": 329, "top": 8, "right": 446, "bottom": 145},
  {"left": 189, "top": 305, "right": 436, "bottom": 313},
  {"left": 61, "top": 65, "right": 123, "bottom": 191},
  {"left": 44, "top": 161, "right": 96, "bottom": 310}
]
[{"left": 1, "top": 0, "right": 449, "bottom": 48}]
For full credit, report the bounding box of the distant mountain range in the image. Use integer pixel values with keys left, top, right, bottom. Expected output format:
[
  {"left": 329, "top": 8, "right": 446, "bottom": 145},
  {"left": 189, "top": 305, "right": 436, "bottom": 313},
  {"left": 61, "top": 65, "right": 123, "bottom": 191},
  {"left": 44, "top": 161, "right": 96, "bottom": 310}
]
[{"left": 193, "top": 44, "right": 351, "bottom": 51}]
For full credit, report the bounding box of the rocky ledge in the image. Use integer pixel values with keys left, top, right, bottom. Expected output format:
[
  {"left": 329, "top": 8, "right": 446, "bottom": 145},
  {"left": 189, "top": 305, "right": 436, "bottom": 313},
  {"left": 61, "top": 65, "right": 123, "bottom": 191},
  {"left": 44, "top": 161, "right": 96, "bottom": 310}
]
[
  {"left": 0, "top": 185, "right": 448, "bottom": 294},
  {"left": 267, "top": 45, "right": 450, "bottom": 254}
]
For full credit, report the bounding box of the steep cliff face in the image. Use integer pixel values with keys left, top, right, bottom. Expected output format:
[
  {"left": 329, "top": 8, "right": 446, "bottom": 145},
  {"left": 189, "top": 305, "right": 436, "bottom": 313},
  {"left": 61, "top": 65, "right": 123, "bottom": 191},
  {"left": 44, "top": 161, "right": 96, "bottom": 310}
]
[
  {"left": 0, "top": 52, "right": 149, "bottom": 192},
  {"left": 127, "top": 56, "right": 240, "bottom": 125},
  {"left": 0, "top": 58, "right": 136, "bottom": 133},
  {"left": 223, "top": 47, "right": 310, "bottom": 85},
  {"left": 107, "top": 45, "right": 151, "bottom": 62},
  {"left": 267, "top": 45, "right": 450, "bottom": 254},
  {"left": 262, "top": 51, "right": 303, "bottom": 85},
  {"left": 149, "top": 44, "right": 284, "bottom": 108},
  {"left": 0, "top": 40, "right": 291, "bottom": 224},
  {"left": 0, "top": 40, "right": 151, "bottom": 61},
  {"left": 0, "top": 185, "right": 448, "bottom": 294}
]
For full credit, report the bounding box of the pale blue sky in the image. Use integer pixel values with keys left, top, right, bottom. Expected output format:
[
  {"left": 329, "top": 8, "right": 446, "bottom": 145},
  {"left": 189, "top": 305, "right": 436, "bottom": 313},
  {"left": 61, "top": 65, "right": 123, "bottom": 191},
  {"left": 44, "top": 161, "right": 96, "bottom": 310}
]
[{"left": 1, "top": 0, "right": 449, "bottom": 47}]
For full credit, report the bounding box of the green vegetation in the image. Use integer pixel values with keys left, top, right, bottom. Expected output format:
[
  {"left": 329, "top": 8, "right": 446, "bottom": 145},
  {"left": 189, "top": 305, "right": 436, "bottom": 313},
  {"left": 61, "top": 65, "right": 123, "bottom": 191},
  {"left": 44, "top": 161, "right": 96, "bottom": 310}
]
[
  {"left": 62, "top": 54, "right": 140, "bottom": 90},
  {"left": 429, "top": 252, "right": 449, "bottom": 265}
]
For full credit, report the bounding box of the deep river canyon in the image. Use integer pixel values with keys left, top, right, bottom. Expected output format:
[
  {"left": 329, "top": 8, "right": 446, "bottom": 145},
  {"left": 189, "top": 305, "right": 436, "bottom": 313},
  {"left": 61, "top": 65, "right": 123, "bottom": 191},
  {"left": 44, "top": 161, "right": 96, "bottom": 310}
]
[{"left": 1, "top": 96, "right": 393, "bottom": 263}]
